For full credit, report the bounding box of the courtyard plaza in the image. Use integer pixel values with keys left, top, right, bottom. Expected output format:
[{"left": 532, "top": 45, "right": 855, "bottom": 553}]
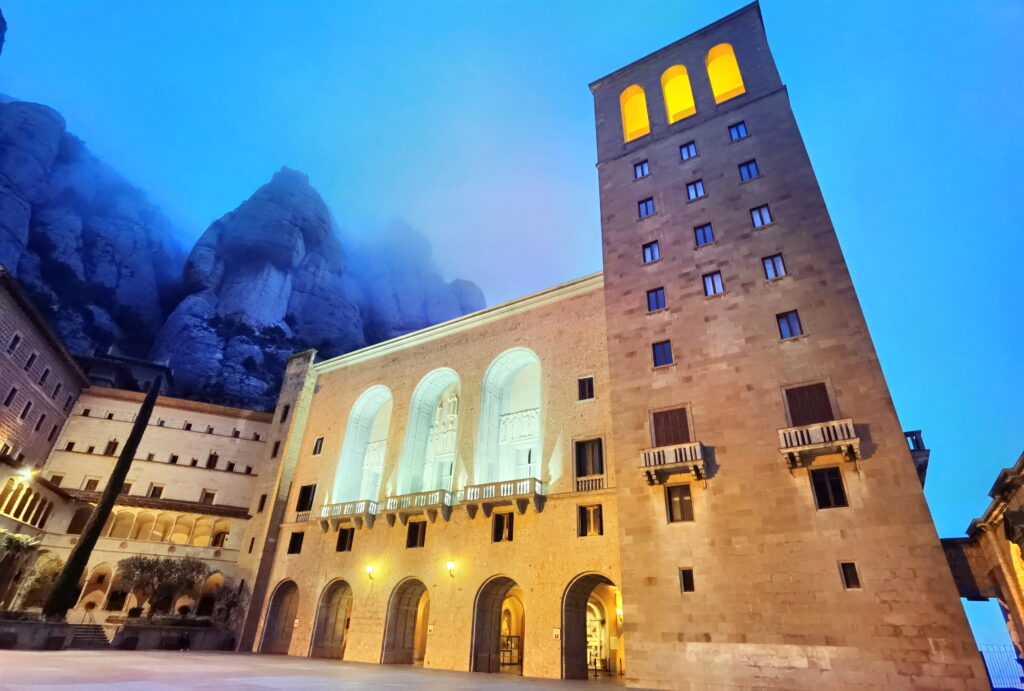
[{"left": 0, "top": 650, "right": 621, "bottom": 690}]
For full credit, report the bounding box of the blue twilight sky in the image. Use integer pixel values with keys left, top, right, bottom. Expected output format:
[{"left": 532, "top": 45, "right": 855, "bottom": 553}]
[{"left": 1, "top": 0, "right": 1021, "bottom": 642}]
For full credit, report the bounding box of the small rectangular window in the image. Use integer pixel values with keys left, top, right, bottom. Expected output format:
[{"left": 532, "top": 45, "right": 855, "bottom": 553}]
[
  {"left": 257, "top": 494, "right": 268, "bottom": 513},
  {"left": 287, "top": 531, "right": 304, "bottom": 554},
  {"left": 206, "top": 425, "right": 214, "bottom": 434},
  {"left": 296, "top": 483, "right": 317, "bottom": 512},
  {"left": 739, "top": 159, "right": 760, "bottom": 181},
  {"left": 52, "top": 383, "right": 62, "bottom": 400},
  {"left": 47, "top": 424, "right": 58, "bottom": 442},
  {"left": 638, "top": 197, "right": 655, "bottom": 218},
  {"left": 245, "top": 466, "right": 252, "bottom": 474},
  {"left": 751, "top": 204, "right": 773, "bottom": 228},
  {"left": 703, "top": 271, "right": 724, "bottom": 296},
  {"left": 679, "top": 568, "right": 695, "bottom": 592},
  {"left": 157, "top": 419, "right": 165, "bottom": 427},
  {"left": 200, "top": 489, "right": 216, "bottom": 505},
  {"left": 271, "top": 441, "right": 280, "bottom": 458},
  {"left": 642, "top": 241, "right": 660, "bottom": 264},
  {"left": 105, "top": 412, "right": 114, "bottom": 420},
  {"left": 694, "top": 223, "right": 714, "bottom": 247},
  {"left": 652, "top": 341, "right": 673, "bottom": 367},
  {"left": 254, "top": 433, "right": 261, "bottom": 441},
  {"left": 20, "top": 400, "right": 33, "bottom": 420},
  {"left": 312, "top": 436, "right": 324, "bottom": 455},
  {"left": 248, "top": 537, "right": 255, "bottom": 554},
  {"left": 63, "top": 395, "right": 72, "bottom": 412},
  {"left": 280, "top": 404, "right": 291, "bottom": 423},
  {"left": 3, "top": 387, "right": 17, "bottom": 406},
  {"left": 121, "top": 482, "right": 134, "bottom": 495},
  {"left": 84, "top": 478, "right": 100, "bottom": 491},
  {"left": 686, "top": 179, "right": 705, "bottom": 200},
  {"left": 577, "top": 377, "right": 594, "bottom": 401},
  {"left": 647, "top": 287, "right": 666, "bottom": 312},
  {"left": 183, "top": 422, "right": 192, "bottom": 431},
  {"left": 839, "top": 562, "right": 861, "bottom": 589},
  {"left": 666, "top": 484, "right": 694, "bottom": 522},
  {"left": 232, "top": 429, "right": 240, "bottom": 438},
  {"left": 763, "top": 254, "right": 786, "bottom": 280},
  {"left": 103, "top": 440, "right": 119, "bottom": 456},
  {"left": 24, "top": 352, "right": 37, "bottom": 371},
  {"left": 82, "top": 408, "right": 91, "bottom": 417},
  {"left": 6, "top": 334, "right": 20, "bottom": 354},
  {"left": 492, "top": 512, "right": 514, "bottom": 542},
  {"left": 190, "top": 457, "right": 197, "bottom": 467},
  {"left": 777, "top": 310, "right": 803, "bottom": 339},
  {"left": 729, "top": 121, "right": 748, "bottom": 140},
  {"left": 49, "top": 474, "right": 64, "bottom": 487},
  {"left": 86, "top": 445, "right": 95, "bottom": 454},
  {"left": 206, "top": 452, "right": 219, "bottom": 469},
  {"left": 146, "top": 453, "right": 154, "bottom": 461},
  {"left": 810, "top": 467, "right": 848, "bottom": 509},
  {"left": 34, "top": 412, "right": 46, "bottom": 432},
  {"left": 169, "top": 454, "right": 178, "bottom": 464},
  {"left": 336, "top": 527, "right": 355, "bottom": 552},
  {"left": 65, "top": 441, "right": 75, "bottom": 451},
  {"left": 148, "top": 483, "right": 163, "bottom": 498},
  {"left": 679, "top": 141, "right": 697, "bottom": 160},
  {"left": 575, "top": 439, "right": 605, "bottom": 478},
  {"left": 577, "top": 505, "right": 604, "bottom": 537},
  {"left": 39, "top": 368, "right": 50, "bottom": 386},
  {"left": 634, "top": 160, "right": 649, "bottom": 178},
  {"left": 406, "top": 521, "right": 426, "bottom": 548},
  {"left": 227, "top": 462, "right": 235, "bottom": 472}
]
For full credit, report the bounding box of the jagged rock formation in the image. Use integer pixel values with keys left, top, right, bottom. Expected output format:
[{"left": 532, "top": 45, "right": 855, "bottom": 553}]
[
  {"left": 151, "top": 168, "right": 485, "bottom": 409},
  {"left": 0, "top": 99, "right": 185, "bottom": 355}
]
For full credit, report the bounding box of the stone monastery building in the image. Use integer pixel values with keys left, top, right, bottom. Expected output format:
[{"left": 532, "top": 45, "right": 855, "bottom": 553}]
[{"left": 0, "top": 3, "right": 993, "bottom": 688}]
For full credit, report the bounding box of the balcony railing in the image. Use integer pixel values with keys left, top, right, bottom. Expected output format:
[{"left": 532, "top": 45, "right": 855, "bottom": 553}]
[
  {"left": 294, "top": 511, "right": 311, "bottom": 523},
  {"left": 640, "top": 441, "right": 706, "bottom": 485},
  {"left": 904, "top": 430, "right": 929, "bottom": 486},
  {"left": 381, "top": 489, "right": 454, "bottom": 524},
  {"left": 778, "top": 418, "right": 860, "bottom": 469},
  {"left": 318, "top": 499, "right": 378, "bottom": 529},
  {"left": 457, "top": 477, "right": 546, "bottom": 518},
  {"left": 575, "top": 475, "right": 606, "bottom": 492}
]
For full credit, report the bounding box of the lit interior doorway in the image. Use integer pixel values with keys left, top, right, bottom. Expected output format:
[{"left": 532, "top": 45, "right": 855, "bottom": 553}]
[
  {"left": 382, "top": 579, "right": 429, "bottom": 665},
  {"left": 311, "top": 580, "right": 353, "bottom": 659},
  {"left": 472, "top": 576, "right": 524, "bottom": 675},
  {"left": 260, "top": 580, "right": 299, "bottom": 654},
  {"left": 563, "top": 573, "right": 624, "bottom": 681}
]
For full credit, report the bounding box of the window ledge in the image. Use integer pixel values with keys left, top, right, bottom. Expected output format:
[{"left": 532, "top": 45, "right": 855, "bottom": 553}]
[
  {"left": 642, "top": 258, "right": 663, "bottom": 267},
  {"left": 686, "top": 196, "right": 706, "bottom": 204},
  {"left": 679, "top": 155, "right": 700, "bottom": 165},
  {"left": 780, "top": 334, "right": 808, "bottom": 343},
  {"left": 739, "top": 176, "right": 762, "bottom": 185},
  {"left": 652, "top": 362, "right": 677, "bottom": 372},
  {"left": 637, "top": 213, "right": 658, "bottom": 222},
  {"left": 766, "top": 275, "right": 790, "bottom": 284},
  {"left": 576, "top": 398, "right": 595, "bottom": 404},
  {"left": 754, "top": 222, "right": 776, "bottom": 231},
  {"left": 646, "top": 307, "right": 669, "bottom": 316},
  {"left": 694, "top": 241, "right": 716, "bottom": 251},
  {"left": 704, "top": 291, "right": 727, "bottom": 300}
]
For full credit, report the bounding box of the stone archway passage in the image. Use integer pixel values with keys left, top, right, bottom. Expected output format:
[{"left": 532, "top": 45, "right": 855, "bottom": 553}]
[
  {"left": 260, "top": 580, "right": 299, "bottom": 654},
  {"left": 381, "top": 579, "right": 428, "bottom": 664},
  {"left": 312, "top": 580, "right": 353, "bottom": 659},
  {"left": 562, "top": 573, "right": 617, "bottom": 680},
  {"left": 472, "top": 576, "right": 521, "bottom": 673}
]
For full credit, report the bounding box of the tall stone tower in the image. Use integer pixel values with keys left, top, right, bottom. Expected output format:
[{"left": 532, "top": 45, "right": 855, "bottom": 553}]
[{"left": 591, "top": 4, "right": 986, "bottom": 688}]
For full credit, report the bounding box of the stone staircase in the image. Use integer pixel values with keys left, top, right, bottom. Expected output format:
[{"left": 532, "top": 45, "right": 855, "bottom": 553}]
[{"left": 67, "top": 624, "right": 111, "bottom": 650}]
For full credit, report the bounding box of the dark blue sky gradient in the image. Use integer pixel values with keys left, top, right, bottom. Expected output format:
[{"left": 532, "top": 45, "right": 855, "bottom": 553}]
[{"left": 1, "top": 0, "right": 1020, "bottom": 643}]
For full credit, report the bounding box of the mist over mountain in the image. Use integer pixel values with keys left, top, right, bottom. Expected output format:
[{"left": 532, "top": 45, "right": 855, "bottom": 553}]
[{"left": 0, "top": 98, "right": 484, "bottom": 410}]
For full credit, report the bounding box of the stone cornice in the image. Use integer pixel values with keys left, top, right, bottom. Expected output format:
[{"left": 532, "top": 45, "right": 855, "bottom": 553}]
[{"left": 314, "top": 272, "right": 604, "bottom": 375}]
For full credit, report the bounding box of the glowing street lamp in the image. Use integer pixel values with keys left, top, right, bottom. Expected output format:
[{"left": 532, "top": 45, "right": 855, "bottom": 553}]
[
  {"left": 365, "top": 564, "right": 375, "bottom": 580},
  {"left": 445, "top": 560, "right": 456, "bottom": 578}
]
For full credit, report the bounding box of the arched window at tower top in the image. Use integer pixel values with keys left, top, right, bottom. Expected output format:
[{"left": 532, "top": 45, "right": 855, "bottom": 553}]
[
  {"left": 661, "top": 65, "right": 696, "bottom": 124},
  {"left": 619, "top": 85, "right": 651, "bottom": 143},
  {"left": 706, "top": 43, "right": 746, "bottom": 104}
]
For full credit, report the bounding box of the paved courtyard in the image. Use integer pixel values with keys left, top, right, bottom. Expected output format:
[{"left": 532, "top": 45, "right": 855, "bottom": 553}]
[{"left": 0, "top": 650, "right": 615, "bottom": 690}]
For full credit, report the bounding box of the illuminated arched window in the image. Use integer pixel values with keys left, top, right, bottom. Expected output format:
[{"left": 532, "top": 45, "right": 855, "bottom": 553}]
[
  {"left": 619, "top": 85, "right": 650, "bottom": 142},
  {"left": 661, "top": 65, "right": 696, "bottom": 124},
  {"left": 706, "top": 43, "right": 746, "bottom": 104}
]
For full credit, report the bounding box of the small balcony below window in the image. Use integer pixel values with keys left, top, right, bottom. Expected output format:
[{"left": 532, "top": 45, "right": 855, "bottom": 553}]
[
  {"left": 318, "top": 499, "right": 378, "bottom": 530},
  {"left": 457, "top": 477, "right": 546, "bottom": 519},
  {"left": 380, "top": 489, "right": 455, "bottom": 525},
  {"left": 778, "top": 418, "right": 860, "bottom": 470},
  {"left": 641, "top": 441, "right": 706, "bottom": 485},
  {"left": 575, "top": 475, "right": 606, "bottom": 492}
]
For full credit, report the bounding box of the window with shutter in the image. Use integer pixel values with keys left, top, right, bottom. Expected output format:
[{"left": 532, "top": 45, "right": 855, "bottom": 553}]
[
  {"left": 652, "top": 408, "right": 690, "bottom": 447},
  {"left": 492, "top": 513, "right": 514, "bottom": 542},
  {"left": 295, "top": 484, "right": 316, "bottom": 512},
  {"left": 666, "top": 484, "right": 694, "bottom": 522},
  {"left": 785, "top": 383, "right": 833, "bottom": 426},
  {"left": 578, "top": 505, "right": 604, "bottom": 537},
  {"left": 575, "top": 439, "right": 604, "bottom": 477}
]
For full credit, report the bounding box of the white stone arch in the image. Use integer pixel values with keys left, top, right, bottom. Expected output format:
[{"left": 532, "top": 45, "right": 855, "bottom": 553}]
[
  {"left": 475, "top": 347, "right": 542, "bottom": 484},
  {"left": 332, "top": 385, "right": 393, "bottom": 503},
  {"left": 397, "top": 368, "right": 461, "bottom": 495}
]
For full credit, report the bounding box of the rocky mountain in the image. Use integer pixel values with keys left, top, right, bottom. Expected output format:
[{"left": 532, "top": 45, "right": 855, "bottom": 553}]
[
  {"left": 0, "top": 103, "right": 484, "bottom": 410},
  {"left": 151, "top": 167, "right": 484, "bottom": 408}
]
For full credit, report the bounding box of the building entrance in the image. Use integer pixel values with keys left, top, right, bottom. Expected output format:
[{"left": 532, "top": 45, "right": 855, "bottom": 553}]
[
  {"left": 382, "top": 579, "right": 429, "bottom": 664},
  {"left": 311, "top": 579, "right": 353, "bottom": 658},
  {"left": 562, "top": 573, "right": 623, "bottom": 680}
]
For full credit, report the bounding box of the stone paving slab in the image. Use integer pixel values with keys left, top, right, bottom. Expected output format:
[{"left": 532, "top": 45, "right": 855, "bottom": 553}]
[{"left": 0, "top": 650, "right": 615, "bottom": 690}]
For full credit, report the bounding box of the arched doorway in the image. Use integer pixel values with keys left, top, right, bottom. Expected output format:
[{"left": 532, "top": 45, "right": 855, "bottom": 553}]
[
  {"left": 311, "top": 580, "right": 353, "bottom": 659},
  {"left": 562, "top": 573, "right": 623, "bottom": 680},
  {"left": 472, "top": 576, "right": 525, "bottom": 674},
  {"left": 381, "top": 579, "right": 429, "bottom": 664},
  {"left": 260, "top": 580, "right": 299, "bottom": 654}
]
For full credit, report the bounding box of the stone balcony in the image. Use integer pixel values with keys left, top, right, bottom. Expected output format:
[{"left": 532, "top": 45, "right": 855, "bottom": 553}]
[
  {"left": 456, "top": 477, "right": 546, "bottom": 518},
  {"left": 318, "top": 499, "right": 378, "bottom": 530},
  {"left": 778, "top": 418, "right": 860, "bottom": 470},
  {"left": 640, "top": 442, "right": 706, "bottom": 485},
  {"left": 380, "top": 489, "right": 454, "bottom": 525},
  {"left": 42, "top": 533, "right": 238, "bottom": 562}
]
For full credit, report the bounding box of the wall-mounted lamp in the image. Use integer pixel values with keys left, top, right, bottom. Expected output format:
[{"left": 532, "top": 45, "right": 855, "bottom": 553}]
[
  {"left": 16, "top": 468, "right": 35, "bottom": 480},
  {"left": 365, "top": 565, "right": 375, "bottom": 580},
  {"left": 445, "top": 560, "right": 456, "bottom": 578}
]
